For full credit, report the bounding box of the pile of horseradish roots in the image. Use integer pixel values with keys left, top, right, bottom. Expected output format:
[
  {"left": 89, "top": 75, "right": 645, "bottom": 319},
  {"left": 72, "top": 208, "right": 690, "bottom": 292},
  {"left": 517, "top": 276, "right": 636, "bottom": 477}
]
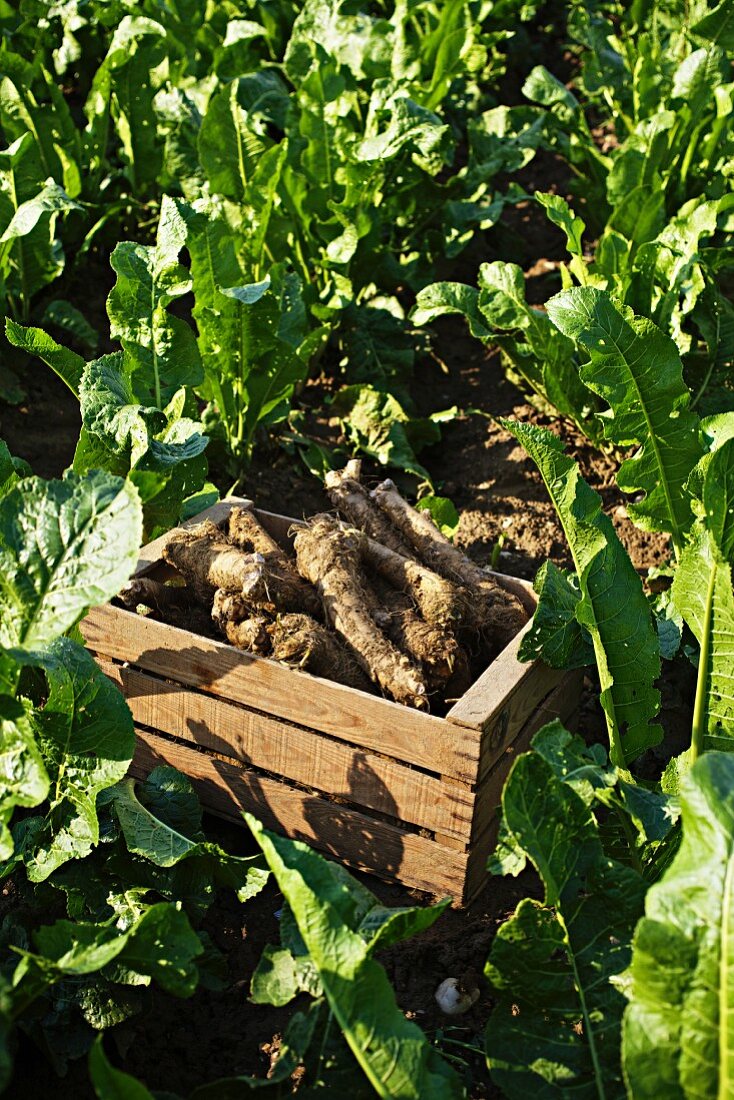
[{"left": 120, "top": 462, "right": 529, "bottom": 711}]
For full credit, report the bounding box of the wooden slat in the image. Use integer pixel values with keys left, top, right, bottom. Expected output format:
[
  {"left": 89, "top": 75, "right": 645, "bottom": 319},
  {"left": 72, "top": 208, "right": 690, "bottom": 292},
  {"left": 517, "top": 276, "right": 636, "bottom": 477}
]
[
  {"left": 447, "top": 619, "right": 568, "bottom": 779},
  {"left": 82, "top": 605, "right": 480, "bottom": 782},
  {"left": 98, "top": 658, "right": 474, "bottom": 841},
  {"left": 462, "top": 670, "right": 585, "bottom": 902},
  {"left": 255, "top": 508, "right": 302, "bottom": 548},
  {"left": 134, "top": 497, "right": 253, "bottom": 577},
  {"left": 131, "top": 730, "right": 469, "bottom": 898},
  {"left": 470, "top": 669, "right": 584, "bottom": 842}
]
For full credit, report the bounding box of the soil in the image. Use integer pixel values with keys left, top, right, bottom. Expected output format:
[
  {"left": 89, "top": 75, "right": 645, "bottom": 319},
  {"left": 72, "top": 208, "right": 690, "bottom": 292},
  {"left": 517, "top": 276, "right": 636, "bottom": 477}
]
[{"left": 0, "top": 26, "right": 693, "bottom": 1100}]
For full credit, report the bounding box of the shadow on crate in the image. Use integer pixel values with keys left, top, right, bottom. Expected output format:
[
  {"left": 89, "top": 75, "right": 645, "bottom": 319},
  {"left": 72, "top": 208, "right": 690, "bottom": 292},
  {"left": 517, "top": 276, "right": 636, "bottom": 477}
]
[{"left": 127, "top": 641, "right": 407, "bottom": 882}]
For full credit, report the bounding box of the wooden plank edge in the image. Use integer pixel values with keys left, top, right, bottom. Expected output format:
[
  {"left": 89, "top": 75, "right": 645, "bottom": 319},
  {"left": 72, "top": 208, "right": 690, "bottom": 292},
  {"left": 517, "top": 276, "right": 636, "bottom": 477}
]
[
  {"left": 82, "top": 603, "right": 480, "bottom": 782},
  {"left": 130, "top": 729, "right": 470, "bottom": 899},
  {"left": 97, "top": 657, "right": 474, "bottom": 841},
  {"left": 462, "top": 669, "right": 586, "bottom": 904},
  {"left": 446, "top": 616, "right": 539, "bottom": 731}
]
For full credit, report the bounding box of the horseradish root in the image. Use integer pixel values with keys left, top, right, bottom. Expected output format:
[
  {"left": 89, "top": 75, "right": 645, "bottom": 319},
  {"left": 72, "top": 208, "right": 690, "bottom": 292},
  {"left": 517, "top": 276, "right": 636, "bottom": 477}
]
[
  {"left": 361, "top": 535, "right": 469, "bottom": 631},
  {"left": 126, "top": 487, "right": 529, "bottom": 709},
  {"left": 270, "top": 613, "right": 373, "bottom": 691},
  {"left": 371, "top": 585, "right": 463, "bottom": 692},
  {"left": 228, "top": 506, "right": 284, "bottom": 557},
  {"left": 373, "top": 479, "right": 528, "bottom": 646},
  {"left": 162, "top": 520, "right": 262, "bottom": 602},
  {"left": 294, "top": 515, "right": 428, "bottom": 709},
  {"left": 228, "top": 508, "right": 322, "bottom": 619},
  {"left": 325, "top": 461, "right": 413, "bottom": 556},
  {"left": 164, "top": 519, "right": 322, "bottom": 616}
]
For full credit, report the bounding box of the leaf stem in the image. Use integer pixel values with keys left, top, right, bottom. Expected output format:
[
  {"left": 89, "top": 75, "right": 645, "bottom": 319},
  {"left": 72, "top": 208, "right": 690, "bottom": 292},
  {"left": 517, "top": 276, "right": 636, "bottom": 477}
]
[{"left": 691, "top": 565, "right": 716, "bottom": 762}]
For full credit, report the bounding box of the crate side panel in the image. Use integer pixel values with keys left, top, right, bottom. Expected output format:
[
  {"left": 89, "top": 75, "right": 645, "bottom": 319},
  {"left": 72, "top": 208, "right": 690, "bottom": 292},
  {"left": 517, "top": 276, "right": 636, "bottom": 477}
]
[
  {"left": 132, "top": 730, "right": 469, "bottom": 897},
  {"left": 99, "top": 659, "right": 474, "bottom": 841},
  {"left": 463, "top": 670, "right": 585, "bottom": 902},
  {"left": 82, "top": 605, "right": 480, "bottom": 782},
  {"left": 447, "top": 629, "right": 568, "bottom": 781}
]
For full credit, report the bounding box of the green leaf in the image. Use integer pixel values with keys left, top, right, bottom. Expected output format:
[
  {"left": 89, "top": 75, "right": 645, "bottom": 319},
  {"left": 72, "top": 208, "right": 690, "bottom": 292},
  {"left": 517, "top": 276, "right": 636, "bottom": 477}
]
[
  {"left": 99, "top": 17, "right": 168, "bottom": 193},
  {"left": 21, "top": 638, "right": 134, "bottom": 881},
  {"left": 0, "top": 694, "right": 49, "bottom": 860},
  {"left": 79, "top": 354, "right": 162, "bottom": 457},
  {"left": 5, "top": 318, "right": 85, "bottom": 396},
  {"left": 89, "top": 1037, "right": 155, "bottom": 1100},
  {"left": 0, "top": 470, "right": 142, "bottom": 652},
  {"left": 332, "top": 384, "right": 441, "bottom": 481},
  {"left": 77, "top": 356, "right": 208, "bottom": 535},
  {"left": 0, "top": 52, "right": 81, "bottom": 195},
  {"left": 250, "top": 943, "right": 322, "bottom": 1007},
  {"left": 502, "top": 420, "right": 661, "bottom": 765},
  {"left": 692, "top": 0, "right": 734, "bottom": 49},
  {"left": 415, "top": 495, "right": 459, "bottom": 538},
  {"left": 622, "top": 752, "right": 734, "bottom": 1098},
  {"left": 41, "top": 300, "right": 98, "bottom": 351},
  {"left": 536, "top": 191, "right": 586, "bottom": 256},
  {"left": 486, "top": 747, "right": 646, "bottom": 1099},
  {"left": 198, "top": 77, "right": 276, "bottom": 204},
  {"left": 0, "top": 439, "right": 22, "bottom": 498},
  {"left": 107, "top": 197, "right": 203, "bottom": 406},
  {"left": 672, "top": 438, "right": 734, "bottom": 752},
  {"left": 0, "top": 178, "right": 80, "bottom": 244},
  {"left": 19, "top": 901, "right": 202, "bottom": 998},
  {"left": 547, "top": 288, "right": 703, "bottom": 545},
  {"left": 0, "top": 133, "right": 76, "bottom": 305},
  {"left": 411, "top": 281, "right": 493, "bottom": 341},
  {"left": 246, "top": 816, "right": 464, "bottom": 1100},
  {"left": 519, "top": 560, "right": 595, "bottom": 668},
  {"left": 111, "top": 775, "right": 267, "bottom": 903},
  {"left": 359, "top": 90, "right": 450, "bottom": 174}
]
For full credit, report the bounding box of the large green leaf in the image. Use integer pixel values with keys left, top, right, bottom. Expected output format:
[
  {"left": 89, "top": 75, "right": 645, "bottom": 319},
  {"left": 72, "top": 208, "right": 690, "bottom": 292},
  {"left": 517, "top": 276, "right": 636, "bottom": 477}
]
[
  {"left": 111, "top": 771, "right": 268, "bottom": 903},
  {"left": 0, "top": 52, "right": 81, "bottom": 194},
  {"left": 107, "top": 197, "right": 203, "bottom": 406},
  {"left": 0, "top": 132, "right": 78, "bottom": 308},
  {"left": 88, "top": 1037, "right": 156, "bottom": 1100},
  {"left": 518, "top": 560, "right": 595, "bottom": 668},
  {"left": 331, "top": 384, "right": 443, "bottom": 481},
  {"left": 414, "top": 262, "right": 596, "bottom": 434},
  {"left": 692, "top": 0, "right": 734, "bottom": 49},
  {"left": 486, "top": 744, "right": 646, "bottom": 1099},
  {"left": 5, "top": 318, "right": 85, "bottom": 396},
  {"left": 0, "top": 694, "right": 49, "bottom": 861},
  {"left": 100, "top": 17, "right": 168, "bottom": 193},
  {"left": 20, "top": 638, "right": 134, "bottom": 881},
  {"left": 15, "top": 900, "right": 203, "bottom": 999},
  {"left": 76, "top": 356, "right": 208, "bottom": 536},
  {"left": 503, "top": 420, "right": 661, "bottom": 765},
  {"left": 622, "top": 751, "right": 734, "bottom": 1098},
  {"left": 246, "top": 816, "right": 464, "bottom": 1100},
  {"left": 0, "top": 470, "right": 142, "bottom": 653},
  {"left": 672, "top": 437, "right": 734, "bottom": 753},
  {"left": 547, "top": 288, "right": 703, "bottom": 546},
  {"left": 198, "top": 76, "right": 276, "bottom": 204}
]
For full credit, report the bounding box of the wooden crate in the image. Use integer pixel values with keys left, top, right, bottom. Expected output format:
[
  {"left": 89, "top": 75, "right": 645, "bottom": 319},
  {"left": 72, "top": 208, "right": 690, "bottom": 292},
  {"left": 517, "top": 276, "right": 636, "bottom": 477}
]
[{"left": 80, "top": 499, "right": 582, "bottom": 904}]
